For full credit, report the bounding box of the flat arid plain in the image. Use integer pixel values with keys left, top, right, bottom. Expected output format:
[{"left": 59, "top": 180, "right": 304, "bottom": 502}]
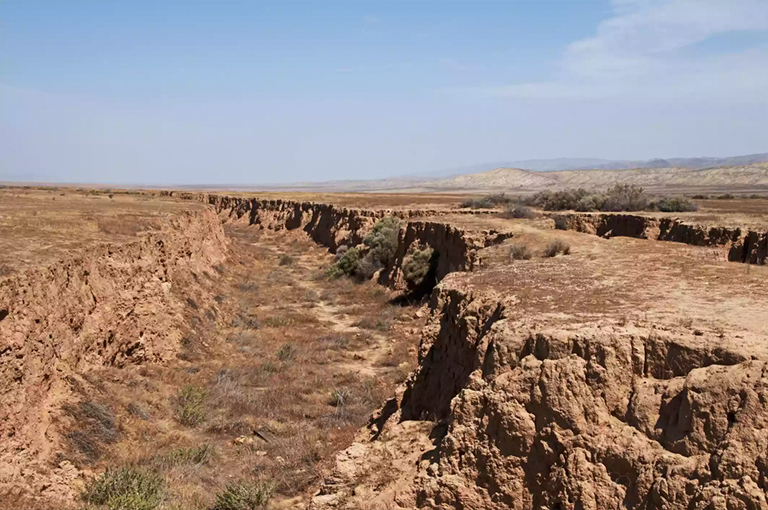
[{"left": 1, "top": 179, "right": 767, "bottom": 510}]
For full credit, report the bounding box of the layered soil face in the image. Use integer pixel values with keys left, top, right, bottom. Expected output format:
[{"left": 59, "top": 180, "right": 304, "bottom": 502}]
[
  {"left": 312, "top": 283, "right": 768, "bottom": 509},
  {"left": 550, "top": 212, "right": 768, "bottom": 264},
  {"left": 0, "top": 209, "right": 229, "bottom": 503}
]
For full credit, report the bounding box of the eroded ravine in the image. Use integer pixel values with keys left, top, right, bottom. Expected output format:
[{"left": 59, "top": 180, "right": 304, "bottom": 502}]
[{"left": 1, "top": 194, "right": 767, "bottom": 510}]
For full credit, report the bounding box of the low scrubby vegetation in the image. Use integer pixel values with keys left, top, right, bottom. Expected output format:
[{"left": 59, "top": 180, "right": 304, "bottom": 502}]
[
  {"left": 327, "top": 216, "right": 401, "bottom": 280},
  {"left": 544, "top": 239, "right": 571, "bottom": 257},
  {"left": 519, "top": 184, "right": 698, "bottom": 213},
  {"left": 509, "top": 244, "right": 532, "bottom": 260},
  {"left": 401, "top": 245, "right": 435, "bottom": 291},
  {"left": 175, "top": 386, "right": 207, "bottom": 427},
  {"left": 503, "top": 204, "right": 536, "bottom": 219},
  {"left": 460, "top": 193, "right": 513, "bottom": 209},
  {"left": 211, "top": 480, "right": 273, "bottom": 510},
  {"left": 83, "top": 467, "right": 164, "bottom": 510}
]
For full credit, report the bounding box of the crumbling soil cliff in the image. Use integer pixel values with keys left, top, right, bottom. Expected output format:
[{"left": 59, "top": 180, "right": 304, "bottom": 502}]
[
  {"left": 0, "top": 210, "right": 228, "bottom": 504},
  {"left": 312, "top": 283, "right": 768, "bottom": 509},
  {"left": 550, "top": 213, "right": 767, "bottom": 264},
  {"left": 174, "top": 193, "right": 511, "bottom": 292}
]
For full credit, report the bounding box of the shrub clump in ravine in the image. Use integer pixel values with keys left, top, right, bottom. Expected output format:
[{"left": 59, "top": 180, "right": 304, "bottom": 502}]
[
  {"left": 401, "top": 245, "right": 435, "bottom": 290},
  {"left": 326, "top": 217, "right": 400, "bottom": 280},
  {"left": 83, "top": 467, "right": 164, "bottom": 510},
  {"left": 518, "top": 184, "right": 698, "bottom": 213},
  {"left": 460, "top": 193, "right": 513, "bottom": 209}
]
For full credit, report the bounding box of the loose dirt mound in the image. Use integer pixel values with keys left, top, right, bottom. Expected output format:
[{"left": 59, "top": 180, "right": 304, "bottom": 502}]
[
  {"left": 0, "top": 210, "right": 228, "bottom": 504},
  {"left": 311, "top": 284, "right": 768, "bottom": 509}
]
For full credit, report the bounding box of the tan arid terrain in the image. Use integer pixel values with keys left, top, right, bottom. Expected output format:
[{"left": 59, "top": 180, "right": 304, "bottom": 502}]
[
  {"left": 0, "top": 186, "right": 767, "bottom": 510},
  {"left": 421, "top": 163, "right": 768, "bottom": 193}
]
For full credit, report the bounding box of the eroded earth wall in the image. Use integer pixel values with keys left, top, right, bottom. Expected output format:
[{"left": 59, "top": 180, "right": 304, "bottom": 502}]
[
  {"left": 175, "top": 193, "right": 510, "bottom": 290},
  {"left": 0, "top": 210, "right": 228, "bottom": 502},
  {"left": 551, "top": 213, "right": 768, "bottom": 264},
  {"left": 312, "top": 283, "right": 768, "bottom": 510}
]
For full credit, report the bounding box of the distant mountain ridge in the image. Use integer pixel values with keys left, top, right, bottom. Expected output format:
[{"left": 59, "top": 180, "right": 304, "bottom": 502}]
[
  {"left": 417, "top": 153, "right": 768, "bottom": 177},
  {"left": 425, "top": 163, "right": 768, "bottom": 192}
]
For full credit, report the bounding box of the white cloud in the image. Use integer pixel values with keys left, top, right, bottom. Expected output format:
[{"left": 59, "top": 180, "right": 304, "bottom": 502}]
[{"left": 456, "top": 0, "right": 768, "bottom": 103}]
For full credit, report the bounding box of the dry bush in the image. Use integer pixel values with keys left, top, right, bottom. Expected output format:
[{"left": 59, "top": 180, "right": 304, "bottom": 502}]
[
  {"left": 63, "top": 401, "right": 118, "bottom": 463},
  {"left": 460, "top": 193, "right": 513, "bottom": 209},
  {"left": 504, "top": 204, "right": 536, "bottom": 219},
  {"left": 544, "top": 240, "right": 571, "bottom": 257},
  {"left": 509, "top": 244, "right": 532, "bottom": 260}
]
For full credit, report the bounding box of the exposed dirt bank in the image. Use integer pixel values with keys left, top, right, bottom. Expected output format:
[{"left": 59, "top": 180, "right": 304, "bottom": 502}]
[
  {"left": 311, "top": 282, "right": 768, "bottom": 509},
  {"left": 0, "top": 210, "right": 228, "bottom": 504},
  {"left": 170, "top": 193, "right": 511, "bottom": 292},
  {"left": 550, "top": 213, "right": 768, "bottom": 264}
]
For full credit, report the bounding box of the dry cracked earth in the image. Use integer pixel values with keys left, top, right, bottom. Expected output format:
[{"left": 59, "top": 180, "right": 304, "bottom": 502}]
[{"left": 0, "top": 187, "right": 767, "bottom": 510}]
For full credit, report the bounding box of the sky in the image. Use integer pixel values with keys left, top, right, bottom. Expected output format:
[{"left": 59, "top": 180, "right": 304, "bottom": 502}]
[{"left": 1, "top": 0, "right": 767, "bottom": 185}]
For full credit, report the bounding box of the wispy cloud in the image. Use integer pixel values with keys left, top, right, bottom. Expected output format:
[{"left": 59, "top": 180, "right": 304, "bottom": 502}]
[{"left": 449, "top": 0, "right": 768, "bottom": 102}]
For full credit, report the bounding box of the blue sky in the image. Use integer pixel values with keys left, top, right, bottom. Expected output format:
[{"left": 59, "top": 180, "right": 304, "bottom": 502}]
[{"left": 1, "top": 0, "right": 766, "bottom": 185}]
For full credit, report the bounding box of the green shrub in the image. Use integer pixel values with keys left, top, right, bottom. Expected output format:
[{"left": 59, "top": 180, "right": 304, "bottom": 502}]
[
  {"left": 544, "top": 240, "right": 570, "bottom": 257},
  {"left": 402, "top": 246, "right": 434, "bottom": 289},
  {"left": 212, "top": 480, "right": 274, "bottom": 510},
  {"left": 326, "top": 246, "right": 361, "bottom": 279},
  {"left": 717, "top": 193, "right": 735, "bottom": 200},
  {"left": 652, "top": 196, "right": 699, "bottom": 212},
  {"left": 175, "top": 386, "right": 207, "bottom": 427},
  {"left": 83, "top": 467, "right": 164, "bottom": 510},
  {"left": 359, "top": 216, "right": 400, "bottom": 277},
  {"left": 509, "top": 244, "right": 532, "bottom": 260}
]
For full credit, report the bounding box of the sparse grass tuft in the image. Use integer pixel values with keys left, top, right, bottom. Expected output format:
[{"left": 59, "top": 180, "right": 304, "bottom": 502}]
[
  {"left": 544, "top": 240, "right": 570, "bottom": 257},
  {"left": 83, "top": 467, "right": 164, "bottom": 510},
  {"left": 63, "top": 401, "right": 118, "bottom": 462},
  {"left": 276, "top": 342, "right": 297, "bottom": 361},
  {"left": 278, "top": 254, "right": 294, "bottom": 266},
  {"left": 263, "top": 315, "right": 295, "bottom": 328},
  {"left": 175, "top": 386, "right": 207, "bottom": 427},
  {"left": 509, "top": 244, "right": 532, "bottom": 260},
  {"left": 211, "top": 480, "right": 274, "bottom": 510},
  {"left": 328, "top": 388, "right": 352, "bottom": 407},
  {"left": 151, "top": 444, "right": 213, "bottom": 470}
]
